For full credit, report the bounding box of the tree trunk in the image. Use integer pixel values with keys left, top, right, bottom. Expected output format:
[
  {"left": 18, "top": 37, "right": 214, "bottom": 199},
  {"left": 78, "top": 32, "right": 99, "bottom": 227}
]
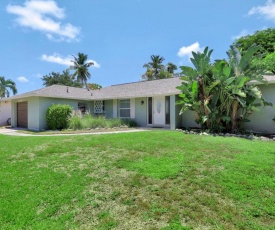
[{"left": 231, "top": 99, "right": 239, "bottom": 132}]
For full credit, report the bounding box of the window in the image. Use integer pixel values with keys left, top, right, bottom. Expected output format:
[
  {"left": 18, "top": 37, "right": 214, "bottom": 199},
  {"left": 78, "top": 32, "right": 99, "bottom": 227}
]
[
  {"left": 165, "top": 96, "right": 170, "bottom": 124},
  {"left": 119, "top": 99, "right": 130, "bottom": 118},
  {"left": 94, "top": 100, "right": 104, "bottom": 113},
  {"left": 148, "top": 97, "right": 152, "bottom": 124},
  {"left": 78, "top": 103, "right": 87, "bottom": 113}
]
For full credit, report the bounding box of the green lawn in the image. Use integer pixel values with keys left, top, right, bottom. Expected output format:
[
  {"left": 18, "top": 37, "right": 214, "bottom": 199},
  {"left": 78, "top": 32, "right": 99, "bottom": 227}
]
[{"left": 0, "top": 131, "right": 274, "bottom": 229}]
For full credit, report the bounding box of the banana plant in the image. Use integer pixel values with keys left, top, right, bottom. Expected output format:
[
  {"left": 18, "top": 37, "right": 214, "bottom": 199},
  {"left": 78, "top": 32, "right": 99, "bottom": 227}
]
[
  {"left": 177, "top": 47, "right": 217, "bottom": 128},
  {"left": 226, "top": 45, "right": 269, "bottom": 131}
]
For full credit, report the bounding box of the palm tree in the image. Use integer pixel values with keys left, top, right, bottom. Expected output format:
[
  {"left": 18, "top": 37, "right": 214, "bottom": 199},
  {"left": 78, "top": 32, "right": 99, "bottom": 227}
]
[
  {"left": 143, "top": 55, "right": 165, "bottom": 80},
  {"left": 69, "top": 53, "right": 94, "bottom": 89},
  {"left": 167, "top": 62, "right": 177, "bottom": 74},
  {"left": 0, "top": 76, "right": 17, "bottom": 98}
]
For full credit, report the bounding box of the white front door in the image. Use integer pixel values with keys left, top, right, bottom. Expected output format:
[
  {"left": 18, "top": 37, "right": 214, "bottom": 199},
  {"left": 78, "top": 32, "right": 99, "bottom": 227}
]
[{"left": 153, "top": 96, "right": 165, "bottom": 125}]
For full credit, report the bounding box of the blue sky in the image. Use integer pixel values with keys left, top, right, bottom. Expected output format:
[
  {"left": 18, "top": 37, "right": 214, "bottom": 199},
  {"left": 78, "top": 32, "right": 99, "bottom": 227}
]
[{"left": 1, "top": 0, "right": 275, "bottom": 94}]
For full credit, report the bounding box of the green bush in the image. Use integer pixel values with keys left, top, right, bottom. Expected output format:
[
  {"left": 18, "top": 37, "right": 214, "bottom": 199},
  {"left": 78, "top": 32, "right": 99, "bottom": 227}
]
[{"left": 46, "top": 104, "right": 72, "bottom": 130}]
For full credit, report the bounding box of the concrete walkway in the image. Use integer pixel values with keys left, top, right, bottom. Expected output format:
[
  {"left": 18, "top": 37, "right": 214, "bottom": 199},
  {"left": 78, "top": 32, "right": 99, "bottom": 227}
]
[{"left": 0, "top": 127, "right": 150, "bottom": 137}]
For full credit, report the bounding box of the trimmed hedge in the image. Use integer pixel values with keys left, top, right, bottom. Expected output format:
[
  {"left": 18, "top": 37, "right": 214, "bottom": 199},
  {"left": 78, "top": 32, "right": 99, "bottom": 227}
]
[{"left": 46, "top": 104, "right": 72, "bottom": 130}]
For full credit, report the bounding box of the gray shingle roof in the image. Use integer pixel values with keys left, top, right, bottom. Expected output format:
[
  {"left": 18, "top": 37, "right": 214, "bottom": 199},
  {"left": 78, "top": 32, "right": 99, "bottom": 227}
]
[
  {"left": 9, "top": 77, "right": 182, "bottom": 101},
  {"left": 8, "top": 75, "right": 275, "bottom": 101}
]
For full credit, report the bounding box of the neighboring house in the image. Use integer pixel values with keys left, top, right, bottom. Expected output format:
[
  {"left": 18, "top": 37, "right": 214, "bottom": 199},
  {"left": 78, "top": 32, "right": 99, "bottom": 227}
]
[
  {"left": 7, "top": 76, "right": 275, "bottom": 133},
  {"left": 0, "top": 99, "right": 11, "bottom": 126}
]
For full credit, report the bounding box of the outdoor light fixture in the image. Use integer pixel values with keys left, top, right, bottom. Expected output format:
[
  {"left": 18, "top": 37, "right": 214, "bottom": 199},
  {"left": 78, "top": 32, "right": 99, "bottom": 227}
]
[{"left": 141, "top": 100, "right": 144, "bottom": 105}]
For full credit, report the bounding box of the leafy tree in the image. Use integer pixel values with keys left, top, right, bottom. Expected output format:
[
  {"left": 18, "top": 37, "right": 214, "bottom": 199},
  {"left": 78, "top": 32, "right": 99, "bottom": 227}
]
[
  {"left": 142, "top": 55, "right": 177, "bottom": 80},
  {"left": 177, "top": 46, "right": 271, "bottom": 133},
  {"left": 0, "top": 76, "right": 17, "bottom": 98},
  {"left": 68, "top": 53, "right": 94, "bottom": 89},
  {"left": 41, "top": 70, "right": 82, "bottom": 87},
  {"left": 233, "top": 28, "right": 275, "bottom": 73},
  {"left": 87, "top": 83, "right": 102, "bottom": 90}
]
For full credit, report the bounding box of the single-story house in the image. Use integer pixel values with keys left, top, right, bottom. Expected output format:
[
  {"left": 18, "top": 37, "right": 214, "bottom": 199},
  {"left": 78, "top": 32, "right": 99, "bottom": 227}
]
[{"left": 6, "top": 76, "right": 275, "bottom": 133}]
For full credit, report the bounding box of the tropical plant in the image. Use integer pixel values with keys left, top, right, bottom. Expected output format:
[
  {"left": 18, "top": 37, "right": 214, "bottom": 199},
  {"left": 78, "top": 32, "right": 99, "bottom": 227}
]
[
  {"left": 142, "top": 55, "right": 177, "bottom": 80},
  {"left": 167, "top": 62, "right": 178, "bottom": 74},
  {"left": 177, "top": 45, "right": 271, "bottom": 132},
  {"left": 41, "top": 70, "right": 83, "bottom": 87},
  {"left": 0, "top": 76, "right": 17, "bottom": 98},
  {"left": 177, "top": 47, "right": 214, "bottom": 129},
  {"left": 68, "top": 53, "right": 94, "bottom": 89}
]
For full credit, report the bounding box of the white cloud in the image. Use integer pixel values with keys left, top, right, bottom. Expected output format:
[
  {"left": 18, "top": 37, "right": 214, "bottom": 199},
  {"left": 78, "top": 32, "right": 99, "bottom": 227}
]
[
  {"left": 17, "top": 76, "right": 29, "bottom": 83},
  {"left": 232, "top": 29, "right": 250, "bottom": 40},
  {"left": 6, "top": 0, "right": 80, "bottom": 42},
  {"left": 248, "top": 0, "right": 275, "bottom": 22},
  {"left": 177, "top": 42, "right": 203, "bottom": 58},
  {"left": 41, "top": 53, "right": 100, "bottom": 68}
]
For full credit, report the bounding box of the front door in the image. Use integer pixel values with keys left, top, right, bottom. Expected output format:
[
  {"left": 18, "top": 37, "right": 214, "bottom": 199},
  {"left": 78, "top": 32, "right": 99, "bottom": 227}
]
[{"left": 153, "top": 96, "right": 165, "bottom": 125}]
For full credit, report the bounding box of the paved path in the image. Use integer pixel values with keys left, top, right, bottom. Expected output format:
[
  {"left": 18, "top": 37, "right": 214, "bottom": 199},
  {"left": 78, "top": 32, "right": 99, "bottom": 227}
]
[{"left": 0, "top": 127, "right": 150, "bottom": 137}]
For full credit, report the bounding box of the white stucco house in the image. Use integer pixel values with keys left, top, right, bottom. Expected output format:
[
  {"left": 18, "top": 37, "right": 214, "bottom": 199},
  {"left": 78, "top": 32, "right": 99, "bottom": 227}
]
[{"left": 5, "top": 76, "right": 275, "bottom": 133}]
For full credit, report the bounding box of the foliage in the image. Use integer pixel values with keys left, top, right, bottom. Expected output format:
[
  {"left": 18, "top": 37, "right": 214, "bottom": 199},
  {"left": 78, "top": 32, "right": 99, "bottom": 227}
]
[
  {"left": 142, "top": 55, "right": 177, "bottom": 80},
  {"left": 0, "top": 76, "right": 17, "bottom": 98},
  {"left": 68, "top": 111, "right": 137, "bottom": 130},
  {"left": 233, "top": 28, "right": 275, "bottom": 74},
  {"left": 41, "top": 70, "right": 83, "bottom": 87},
  {"left": 87, "top": 83, "right": 102, "bottom": 90},
  {"left": 0, "top": 131, "right": 274, "bottom": 229},
  {"left": 46, "top": 104, "right": 72, "bottom": 130},
  {"left": 177, "top": 46, "right": 271, "bottom": 132},
  {"left": 68, "top": 52, "right": 94, "bottom": 89}
]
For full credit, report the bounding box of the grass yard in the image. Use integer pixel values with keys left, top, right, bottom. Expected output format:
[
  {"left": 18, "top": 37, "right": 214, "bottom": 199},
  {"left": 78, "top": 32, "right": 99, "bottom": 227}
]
[{"left": 0, "top": 131, "right": 274, "bottom": 229}]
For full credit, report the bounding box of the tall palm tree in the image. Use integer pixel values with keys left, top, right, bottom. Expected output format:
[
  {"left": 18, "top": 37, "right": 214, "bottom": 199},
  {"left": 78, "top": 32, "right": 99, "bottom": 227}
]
[
  {"left": 69, "top": 53, "right": 94, "bottom": 89},
  {"left": 0, "top": 76, "right": 17, "bottom": 98},
  {"left": 143, "top": 55, "right": 165, "bottom": 80}
]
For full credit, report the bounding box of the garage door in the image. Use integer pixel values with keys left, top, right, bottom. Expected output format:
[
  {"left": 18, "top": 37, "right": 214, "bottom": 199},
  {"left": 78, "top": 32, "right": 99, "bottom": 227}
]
[{"left": 17, "top": 102, "right": 28, "bottom": 128}]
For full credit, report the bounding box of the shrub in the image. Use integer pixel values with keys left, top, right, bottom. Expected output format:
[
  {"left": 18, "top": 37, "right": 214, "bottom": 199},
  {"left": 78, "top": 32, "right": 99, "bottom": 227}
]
[
  {"left": 67, "top": 112, "right": 138, "bottom": 130},
  {"left": 46, "top": 104, "right": 72, "bottom": 130},
  {"left": 68, "top": 116, "right": 83, "bottom": 130},
  {"left": 121, "top": 118, "right": 137, "bottom": 127}
]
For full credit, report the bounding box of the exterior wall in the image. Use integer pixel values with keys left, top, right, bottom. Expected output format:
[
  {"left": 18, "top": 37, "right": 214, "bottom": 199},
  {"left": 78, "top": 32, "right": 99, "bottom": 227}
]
[
  {"left": 170, "top": 95, "right": 183, "bottom": 130},
  {"left": 104, "top": 100, "right": 113, "bottom": 118},
  {"left": 181, "top": 110, "right": 200, "bottom": 128},
  {"left": 0, "top": 100, "right": 11, "bottom": 126},
  {"left": 11, "top": 97, "right": 93, "bottom": 130},
  {"left": 244, "top": 84, "right": 275, "bottom": 133},
  {"left": 135, "top": 97, "right": 147, "bottom": 126},
  {"left": 28, "top": 97, "right": 40, "bottom": 130}
]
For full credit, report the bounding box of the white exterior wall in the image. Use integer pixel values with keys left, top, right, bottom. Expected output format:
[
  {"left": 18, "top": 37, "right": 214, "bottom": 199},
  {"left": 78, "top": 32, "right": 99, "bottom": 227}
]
[
  {"left": 130, "top": 98, "right": 135, "bottom": 118},
  {"left": 0, "top": 100, "right": 11, "bottom": 126},
  {"left": 244, "top": 84, "right": 275, "bottom": 133}
]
